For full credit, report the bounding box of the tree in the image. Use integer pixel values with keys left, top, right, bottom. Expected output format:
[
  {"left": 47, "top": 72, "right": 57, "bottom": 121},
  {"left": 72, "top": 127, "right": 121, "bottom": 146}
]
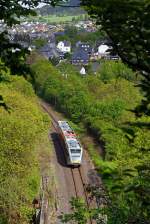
[
  {"left": 0, "top": 0, "right": 59, "bottom": 75},
  {"left": 29, "top": 54, "right": 150, "bottom": 223},
  {"left": 49, "top": 56, "right": 60, "bottom": 66},
  {"left": 0, "top": 0, "right": 63, "bottom": 106},
  {"left": 60, "top": 198, "right": 90, "bottom": 224},
  {"left": 82, "top": 0, "right": 150, "bottom": 115},
  {"left": 60, "top": 197, "right": 106, "bottom": 224},
  {"left": 0, "top": 75, "right": 49, "bottom": 223},
  {"left": 32, "top": 38, "right": 47, "bottom": 49},
  {"left": 99, "top": 61, "right": 137, "bottom": 83}
]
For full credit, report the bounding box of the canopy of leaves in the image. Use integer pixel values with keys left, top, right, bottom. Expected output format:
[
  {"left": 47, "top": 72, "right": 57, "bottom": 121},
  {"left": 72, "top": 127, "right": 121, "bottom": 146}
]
[
  {"left": 0, "top": 72, "right": 49, "bottom": 223},
  {"left": 82, "top": 0, "right": 150, "bottom": 115},
  {"left": 82, "top": 0, "right": 150, "bottom": 75},
  {"left": 56, "top": 26, "right": 105, "bottom": 46},
  {"left": 30, "top": 55, "right": 150, "bottom": 223}
]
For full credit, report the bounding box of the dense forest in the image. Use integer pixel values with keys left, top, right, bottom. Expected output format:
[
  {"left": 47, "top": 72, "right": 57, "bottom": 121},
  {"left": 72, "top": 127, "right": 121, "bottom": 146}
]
[
  {"left": 29, "top": 53, "right": 150, "bottom": 223},
  {"left": 0, "top": 66, "right": 50, "bottom": 223}
]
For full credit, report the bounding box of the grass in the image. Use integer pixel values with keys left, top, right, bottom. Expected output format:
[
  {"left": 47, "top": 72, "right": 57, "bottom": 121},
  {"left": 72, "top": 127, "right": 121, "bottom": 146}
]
[{"left": 25, "top": 14, "right": 85, "bottom": 24}]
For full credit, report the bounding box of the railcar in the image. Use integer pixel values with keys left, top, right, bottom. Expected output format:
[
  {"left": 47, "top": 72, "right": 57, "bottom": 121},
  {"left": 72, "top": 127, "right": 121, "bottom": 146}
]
[{"left": 57, "top": 120, "right": 83, "bottom": 166}]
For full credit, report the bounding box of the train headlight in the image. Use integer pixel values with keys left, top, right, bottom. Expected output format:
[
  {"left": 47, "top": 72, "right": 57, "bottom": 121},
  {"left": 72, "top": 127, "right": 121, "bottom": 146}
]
[{"left": 73, "top": 160, "right": 80, "bottom": 164}]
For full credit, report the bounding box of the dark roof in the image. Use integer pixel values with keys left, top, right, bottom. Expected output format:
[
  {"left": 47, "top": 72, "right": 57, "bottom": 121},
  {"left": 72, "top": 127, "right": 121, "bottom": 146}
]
[
  {"left": 39, "top": 44, "right": 51, "bottom": 52},
  {"left": 79, "top": 42, "right": 90, "bottom": 46},
  {"left": 55, "top": 31, "right": 65, "bottom": 36},
  {"left": 63, "top": 40, "right": 71, "bottom": 47},
  {"left": 96, "top": 38, "right": 113, "bottom": 47},
  {"left": 77, "top": 42, "right": 92, "bottom": 55},
  {"left": 48, "top": 48, "right": 60, "bottom": 58},
  {"left": 39, "top": 44, "right": 64, "bottom": 59},
  {"left": 72, "top": 49, "right": 89, "bottom": 61},
  {"left": 49, "top": 34, "right": 55, "bottom": 43}
]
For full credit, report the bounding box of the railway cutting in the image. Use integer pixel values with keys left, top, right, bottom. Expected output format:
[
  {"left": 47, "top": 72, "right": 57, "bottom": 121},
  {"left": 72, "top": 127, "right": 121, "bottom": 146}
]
[{"left": 40, "top": 101, "right": 103, "bottom": 224}]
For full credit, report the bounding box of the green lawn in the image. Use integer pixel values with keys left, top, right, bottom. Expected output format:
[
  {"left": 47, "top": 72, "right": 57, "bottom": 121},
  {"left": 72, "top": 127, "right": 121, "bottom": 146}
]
[{"left": 25, "top": 14, "right": 85, "bottom": 24}]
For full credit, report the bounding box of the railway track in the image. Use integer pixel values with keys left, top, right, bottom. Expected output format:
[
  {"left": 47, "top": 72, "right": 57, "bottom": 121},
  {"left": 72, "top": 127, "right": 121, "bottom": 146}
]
[
  {"left": 41, "top": 101, "right": 94, "bottom": 224},
  {"left": 71, "top": 167, "right": 91, "bottom": 206}
]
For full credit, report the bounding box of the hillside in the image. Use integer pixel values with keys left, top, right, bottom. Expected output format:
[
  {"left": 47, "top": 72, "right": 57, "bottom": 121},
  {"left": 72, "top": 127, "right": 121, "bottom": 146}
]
[
  {"left": 37, "top": 0, "right": 85, "bottom": 16},
  {"left": 29, "top": 53, "right": 150, "bottom": 223},
  {"left": 0, "top": 69, "right": 50, "bottom": 223}
]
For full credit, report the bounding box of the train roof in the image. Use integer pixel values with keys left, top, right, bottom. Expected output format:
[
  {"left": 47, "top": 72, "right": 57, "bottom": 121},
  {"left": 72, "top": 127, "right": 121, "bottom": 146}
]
[
  {"left": 58, "top": 120, "right": 76, "bottom": 138},
  {"left": 58, "top": 120, "right": 82, "bottom": 151},
  {"left": 66, "top": 138, "right": 81, "bottom": 149}
]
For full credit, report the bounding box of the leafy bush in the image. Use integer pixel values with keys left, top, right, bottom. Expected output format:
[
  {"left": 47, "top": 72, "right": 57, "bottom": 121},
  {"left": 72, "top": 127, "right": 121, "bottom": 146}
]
[
  {"left": 0, "top": 76, "right": 49, "bottom": 223},
  {"left": 99, "top": 61, "right": 137, "bottom": 83},
  {"left": 30, "top": 55, "right": 150, "bottom": 223}
]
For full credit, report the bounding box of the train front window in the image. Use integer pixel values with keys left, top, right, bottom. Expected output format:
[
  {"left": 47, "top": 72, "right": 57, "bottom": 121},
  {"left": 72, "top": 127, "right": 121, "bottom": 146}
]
[
  {"left": 71, "top": 149, "right": 81, "bottom": 153},
  {"left": 68, "top": 140, "right": 77, "bottom": 147},
  {"left": 67, "top": 139, "right": 81, "bottom": 153}
]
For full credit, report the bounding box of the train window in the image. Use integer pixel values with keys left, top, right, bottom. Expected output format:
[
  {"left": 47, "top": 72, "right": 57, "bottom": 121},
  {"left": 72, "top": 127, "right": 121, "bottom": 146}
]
[
  {"left": 71, "top": 149, "right": 81, "bottom": 153},
  {"left": 68, "top": 139, "right": 78, "bottom": 148}
]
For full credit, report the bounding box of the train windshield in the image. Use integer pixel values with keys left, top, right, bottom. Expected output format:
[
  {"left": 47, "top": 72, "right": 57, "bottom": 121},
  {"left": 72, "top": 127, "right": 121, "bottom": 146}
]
[
  {"left": 68, "top": 139, "right": 81, "bottom": 153},
  {"left": 71, "top": 149, "right": 81, "bottom": 153}
]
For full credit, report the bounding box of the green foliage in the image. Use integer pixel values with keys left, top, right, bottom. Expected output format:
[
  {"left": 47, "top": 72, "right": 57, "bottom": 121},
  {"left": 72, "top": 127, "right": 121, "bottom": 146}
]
[
  {"left": 49, "top": 56, "right": 60, "bottom": 66},
  {"left": 36, "top": 0, "right": 85, "bottom": 17},
  {"left": 65, "top": 26, "right": 79, "bottom": 39},
  {"left": 89, "top": 99, "right": 125, "bottom": 121},
  {"left": 55, "top": 28, "right": 105, "bottom": 46},
  {"left": 57, "top": 62, "right": 79, "bottom": 75},
  {"left": 0, "top": 75, "right": 49, "bottom": 223},
  {"left": 82, "top": 0, "right": 150, "bottom": 75},
  {"left": 29, "top": 54, "right": 57, "bottom": 94},
  {"left": 32, "top": 38, "right": 47, "bottom": 49},
  {"left": 30, "top": 54, "right": 150, "bottom": 223},
  {"left": 27, "top": 14, "right": 86, "bottom": 24},
  {"left": 99, "top": 61, "right": 137, "bottom": 83},
  {"left": 64, "top": 52, "right": 71, "bottom": 60},
  {"left": 82, "top": 0, "right": 150, "bottom": 115},
  {"left": 56, "top": 34, "right": 70, "bottom": 43},
  {"left": 60, "top": 197, "right": 108, "bottom": 224},
  {"left": 74, "top": 30, "right": 106, "bottom": 45},
  {"left": 61, "top": 198, "right": 90, "bottom": 224},
  {"left": 0, "top": 0, "right": 66, "bottom": 99}
]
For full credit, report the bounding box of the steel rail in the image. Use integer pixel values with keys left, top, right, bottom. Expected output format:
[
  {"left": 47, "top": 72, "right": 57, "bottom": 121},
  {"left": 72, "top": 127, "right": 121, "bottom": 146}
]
[{"left": 41, "top": 101, "right": 93, "bottom": 224}]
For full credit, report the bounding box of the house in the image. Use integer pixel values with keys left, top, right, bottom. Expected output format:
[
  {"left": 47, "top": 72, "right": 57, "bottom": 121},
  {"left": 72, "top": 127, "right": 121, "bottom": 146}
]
[
  {"left": 80, "top": 67, "right": 86, "bottom": 76},
  {"left": 48, "top": 34, "right": 56, "bottom": 48},
  {"left": 98, "top": 43, "right": 111, "bottom": 57},
  {"left": 76, "top": 42, "right": 92, "bottom": 56},
  {"left": 57, "top": 41, "right": 71, "bottom": 53},
  {"left": 48, "top": 48, "right": 64, "bottom": 60},
  {"left": 39, "top": 44, "right": 64, "bottom": 60},
  {"left": 71, "top": 49, "right": 89, "bottom": 65}
]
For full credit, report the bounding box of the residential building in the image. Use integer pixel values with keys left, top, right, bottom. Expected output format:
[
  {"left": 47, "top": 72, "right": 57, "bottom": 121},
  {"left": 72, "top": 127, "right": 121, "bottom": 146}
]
[
  {"left": 80, "top": 67, "right": 86, "bottom": 76},
  {"left": 77, "top": 42, "right": 92, "bottom": 56},
  {"left": 57, "top": 41, "right": 71, "bottom": 53},
  {"left": 71, "top": 49, "right": 89, "bottom": 65},
  {"left": 39, "top": 44, "right": 64, "bottom": 60},
  {"left": 98, "top": 43, "right": 111, "bottom": 57}
]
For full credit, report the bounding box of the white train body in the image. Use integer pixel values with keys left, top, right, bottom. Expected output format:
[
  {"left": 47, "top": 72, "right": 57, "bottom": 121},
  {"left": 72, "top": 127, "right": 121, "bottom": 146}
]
[{"left": 57, "top": 121, "right": 83, "bottom": 166}]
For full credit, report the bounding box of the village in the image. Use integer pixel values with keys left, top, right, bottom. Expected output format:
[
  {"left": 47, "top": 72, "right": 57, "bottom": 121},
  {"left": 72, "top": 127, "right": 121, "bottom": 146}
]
[{"left": 1, "top": 19, "right": 119, "bottom": 75}]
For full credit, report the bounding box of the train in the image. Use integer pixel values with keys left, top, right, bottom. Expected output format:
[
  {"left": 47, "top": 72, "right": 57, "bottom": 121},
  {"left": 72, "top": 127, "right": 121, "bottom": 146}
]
[{"left": 57, "top": 120, "right": 83, "bottom": 166}]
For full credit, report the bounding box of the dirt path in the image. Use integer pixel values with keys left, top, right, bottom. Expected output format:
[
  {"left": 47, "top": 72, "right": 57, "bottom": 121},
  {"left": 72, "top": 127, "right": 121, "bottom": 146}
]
[{"left": 40, "top": 101, "right": 103, "bottom": 223}]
